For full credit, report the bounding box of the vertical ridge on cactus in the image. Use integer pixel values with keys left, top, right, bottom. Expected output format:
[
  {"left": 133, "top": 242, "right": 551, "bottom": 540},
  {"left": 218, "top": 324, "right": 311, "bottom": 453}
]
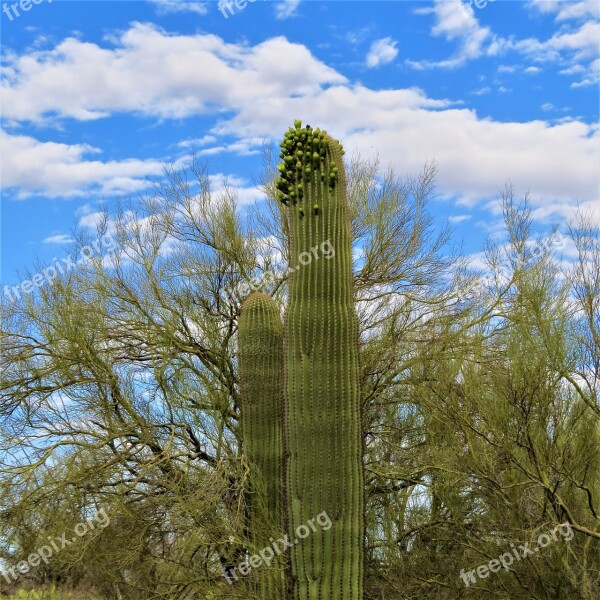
[
  {"left": 277, "top": 121, "right": 365, "bottom": 600},
  {"left": 238, "top": 291, "right": 286, "bottom": 598}
]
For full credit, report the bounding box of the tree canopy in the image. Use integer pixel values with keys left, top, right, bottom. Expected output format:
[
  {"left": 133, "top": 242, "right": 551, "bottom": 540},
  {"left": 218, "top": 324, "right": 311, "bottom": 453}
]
[{"left": 1, "top": 156, "right": 598, "bottom": 599}]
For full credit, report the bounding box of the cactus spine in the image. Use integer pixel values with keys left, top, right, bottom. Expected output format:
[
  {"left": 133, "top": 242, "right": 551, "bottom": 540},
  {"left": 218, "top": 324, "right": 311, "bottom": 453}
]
[
  {"left": 238, "top": 292, "right": 286, "bottom": 598},
  {"left": 277, "top": 120, "right": 365, "bottom": 600}
]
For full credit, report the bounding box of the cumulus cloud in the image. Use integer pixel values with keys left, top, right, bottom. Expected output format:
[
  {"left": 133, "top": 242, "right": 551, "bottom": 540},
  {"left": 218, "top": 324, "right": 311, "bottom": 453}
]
[
  {"left": 212, "top": 81, "right": 598, "bottom": 222},
  {"left": 527, "top": 0, "right": 599, "bottom": 22},
  {"left": 1, "top": 25, "right": 597, "bottom": 226},
  {"left": 208, "top": 173, "right": 264, "bottom": 205},
  {"left": 0, "top": 130, "right": 163, "bottom": 198},
  {"left": 366, "top": 38, "right": 399, "bottom": 68},
  {"left": 514, "top": 21, "right": 600, "bottom": 63},
  {"left": 1, "top": 24, "right": 345, "bottom": 124},
  {"left": 408, "top": 0, "right": 501, "bottom": 69},
  {"left": 409, "top": 0, "right": 598, "bottom": 86},
  {"left": 512, "top": 20, "right": 600, "bottom": 87},
  {"left": 570, "top": 57, "right": 599, "bottom": 87}
]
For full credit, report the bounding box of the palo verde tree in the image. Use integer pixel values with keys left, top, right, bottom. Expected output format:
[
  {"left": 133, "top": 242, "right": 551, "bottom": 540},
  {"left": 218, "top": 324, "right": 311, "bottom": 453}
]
[{"left": 1, "top": 137, "right": 598, "bottom": 600}]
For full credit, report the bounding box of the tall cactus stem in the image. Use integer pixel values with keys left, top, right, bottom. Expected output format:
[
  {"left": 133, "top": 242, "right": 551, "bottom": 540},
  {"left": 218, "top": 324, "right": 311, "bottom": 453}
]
[{"left": 276, "top": 121, "right": 365, "bottom": 600}]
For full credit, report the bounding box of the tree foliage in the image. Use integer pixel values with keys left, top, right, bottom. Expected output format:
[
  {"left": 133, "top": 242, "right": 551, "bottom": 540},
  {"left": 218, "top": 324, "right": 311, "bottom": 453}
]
[{"left": 1, "top": 156, "right": 598, "bottom": 599}]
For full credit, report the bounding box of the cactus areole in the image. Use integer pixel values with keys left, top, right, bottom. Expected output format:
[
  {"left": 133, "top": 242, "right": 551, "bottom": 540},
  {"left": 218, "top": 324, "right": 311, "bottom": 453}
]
[{"left": 278, "top": 120, "right": 365, "bottom": 600}]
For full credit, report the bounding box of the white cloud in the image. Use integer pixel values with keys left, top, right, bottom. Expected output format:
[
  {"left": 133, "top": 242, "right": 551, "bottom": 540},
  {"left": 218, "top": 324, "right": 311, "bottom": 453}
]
[
  {"left": 176, "top": 135, "right": 218, "bottom": 149},
  {"left": 448, "top": 215, "right": 472, "bottom": 224},
  {"left": 571, "top": 57, "right": 599, "bottom": 87},
  {"left": 511, "top": 0, "right": 600, "bottom": 87},
  {"left": 149, "top": 0, "right": 208, "bottom": 15},
  {"left": 541, "top": 103, "right": 554, "bottom": 111},
  {"left": 209, "top": 174, "right": 264, "bottom": 206},
  {"left": 43, "top": 234, "right": 73, "bottom": 245},
  {"left": 527, "top": 0, "right": 599, "bottom": 22},
  {"left": 366, "top": 37, "right": 399, "bottom": 68},
  {"left": 175, "top": 135, "right": 262, "bottom": 155},
  {"left": 213, "top": 82, "right": 598, "bottom": 224},
  {"left": 498, "top": 64, "right": 517, "bottom": 73},
  {"left": 0, "top": 130, "right": 163, "bottom": 198},
  {"left": 524, "top": 66, "right": 541, "bottom": 74},
  {"left": 515, "top": 21, "right": 600, "bottom": 62},
  {"left": 275, "top": 0, "right": 300, "bottom": 20},
  {"left": 1, "top": 25, "right": 597, "bottom": 228},
  {"left": 408, "top": 0, "right": 501, "bottom": 69},
  {"left": 510, "top": 19, "right": 600, "bottom": 86},
  {"left": 410, "top": 0, "right": 598, "bottom": 86},
  {"left": 554, "top": 0, "right": 599, "bottom": 22},
  {"left": 78, "top": 210, "right": 107, "bottom": 231},
  {"left": 560, "top": 64, "right": 586, "bottom": 75},
  {"left": 1, "top": 24, "right": 345, "bottom": 124}
]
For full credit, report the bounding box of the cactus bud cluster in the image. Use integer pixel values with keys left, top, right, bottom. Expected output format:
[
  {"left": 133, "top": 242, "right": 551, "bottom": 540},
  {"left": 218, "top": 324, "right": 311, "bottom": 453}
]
[{"left": 275, "top": 120, "right": 343, "bottom": 217}]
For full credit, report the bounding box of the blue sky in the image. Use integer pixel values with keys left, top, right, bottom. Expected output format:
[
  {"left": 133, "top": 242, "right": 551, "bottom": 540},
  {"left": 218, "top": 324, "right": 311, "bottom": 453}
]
[{"left": 1, "top": 0, "right": 598, "bottom": 288}]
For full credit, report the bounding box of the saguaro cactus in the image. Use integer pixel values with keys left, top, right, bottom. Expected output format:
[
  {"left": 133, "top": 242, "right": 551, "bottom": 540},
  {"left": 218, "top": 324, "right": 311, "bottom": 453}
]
[
  {"left": 276, "top": 120, "right": 365, "bottom": 599},
  {"left": 238, "top": 292, "right": 286, "bottom": 597}
]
